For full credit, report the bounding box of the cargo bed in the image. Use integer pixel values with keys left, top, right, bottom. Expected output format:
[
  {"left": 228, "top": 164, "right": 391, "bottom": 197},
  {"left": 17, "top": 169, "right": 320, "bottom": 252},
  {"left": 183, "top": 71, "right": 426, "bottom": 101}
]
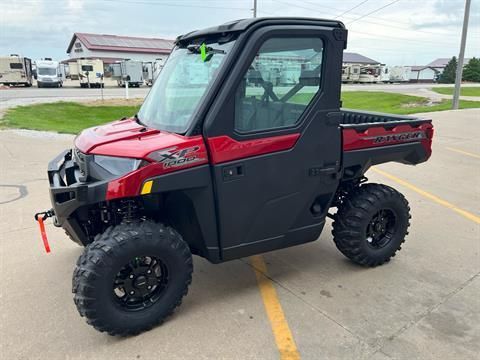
[{"left": 340, "top": 109, "right": 434, "bottom": 177}]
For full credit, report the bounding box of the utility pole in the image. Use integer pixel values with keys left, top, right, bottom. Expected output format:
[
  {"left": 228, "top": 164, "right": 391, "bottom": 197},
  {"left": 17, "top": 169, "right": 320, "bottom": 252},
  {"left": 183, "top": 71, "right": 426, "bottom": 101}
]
[
  {"left": 452, "top": 0, "right": 471, "bottom": 110},
  {"left": 253, "top": 0, "right": 257, "bottom": 18}
]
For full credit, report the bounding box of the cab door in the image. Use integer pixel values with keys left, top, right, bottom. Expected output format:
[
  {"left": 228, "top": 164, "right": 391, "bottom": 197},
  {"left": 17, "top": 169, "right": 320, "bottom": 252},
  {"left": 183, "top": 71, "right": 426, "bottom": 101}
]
[{"left": 204, "top": 26, "right": 345, "bottom": 260}]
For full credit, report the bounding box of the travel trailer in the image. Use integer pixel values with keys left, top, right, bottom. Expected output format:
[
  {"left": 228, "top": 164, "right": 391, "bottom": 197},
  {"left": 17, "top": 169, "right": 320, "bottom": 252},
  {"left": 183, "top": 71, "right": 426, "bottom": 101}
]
[
  {"left": 36, "top": 59, "right": 63, "bottom": 88},
  {"left": 143, "top": 62, "right": 154, "bottom": 86},
  {"left": 389, "top": 66, "right": 411, "bottom": 83},
  {"left": 0, "top": 55, "right": 33, "bottom": 86},
  {"left": 358, "top": 65, "right": 381, "bottom": 83},
  {"left": 341, "top": 64, "right": 360, "bottom": 83},
  {"left": 379, "top": 65, "right": 390, "bottom": 83},
  {"left": 110, "top": 60, "right": 144, "bottom": 87},
  {"left": 69, "top": 59, "right": 104, "bottom": 88}
]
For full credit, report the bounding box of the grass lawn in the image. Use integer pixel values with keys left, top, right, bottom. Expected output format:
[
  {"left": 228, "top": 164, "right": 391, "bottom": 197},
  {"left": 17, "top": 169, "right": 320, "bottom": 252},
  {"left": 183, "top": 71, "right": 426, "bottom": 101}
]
[
  {"left": 1, "top": 92, "right": 479, "bottom": 134},
  {"left": 431, "top": 86, "right": 480, "bottom": 96},
  {"left": 341, "top": 91, "right": 480, "bottom": 115},
  {"left": 1, "top": 102, "right": 140, "bottom": 134},
  {"left": 291, "top": 91, "right": 480, "bottom": 115}
]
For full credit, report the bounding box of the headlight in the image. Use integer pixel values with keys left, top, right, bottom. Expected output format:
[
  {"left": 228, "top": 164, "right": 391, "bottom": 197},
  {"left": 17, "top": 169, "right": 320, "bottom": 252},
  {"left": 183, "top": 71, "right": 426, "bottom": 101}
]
[{"left": 93, "top": 155, "right": 145, "bottom": 176}]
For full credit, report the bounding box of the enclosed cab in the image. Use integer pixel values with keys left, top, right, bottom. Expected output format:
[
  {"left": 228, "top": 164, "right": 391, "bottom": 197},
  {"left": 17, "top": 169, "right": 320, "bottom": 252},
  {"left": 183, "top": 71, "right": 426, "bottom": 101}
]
[
  {"left": 36, "top": 59, "right": 63, "bottom": 88},
  {"left": 0, "top": 55, "right": 32, "bottom": 87}
]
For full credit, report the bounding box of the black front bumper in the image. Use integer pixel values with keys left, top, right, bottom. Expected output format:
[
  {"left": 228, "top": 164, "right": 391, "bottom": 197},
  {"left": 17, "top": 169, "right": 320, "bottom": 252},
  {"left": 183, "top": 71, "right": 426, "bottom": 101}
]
[{"left": 48, "top": 149, "right": 108, "bottom": 242}]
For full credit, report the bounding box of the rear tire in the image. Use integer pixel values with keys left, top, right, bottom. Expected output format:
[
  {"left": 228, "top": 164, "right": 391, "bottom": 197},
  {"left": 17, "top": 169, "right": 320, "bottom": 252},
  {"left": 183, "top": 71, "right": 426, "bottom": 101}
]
[
  {"left": 332, "top": 183, "right": 410, "bottom": 267},
  {"left": 72, "top": 221, "right": 193, "bottom": 336}
]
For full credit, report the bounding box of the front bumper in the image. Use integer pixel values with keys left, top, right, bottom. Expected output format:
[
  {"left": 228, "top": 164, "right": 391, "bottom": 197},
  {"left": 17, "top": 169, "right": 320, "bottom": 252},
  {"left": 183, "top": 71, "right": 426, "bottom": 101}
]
[
  {"left": 48, "top": 149, "right": 108, "bottom": 242},
  {"left": 38, "top": 80, "right": 60, "bottom": 87}
]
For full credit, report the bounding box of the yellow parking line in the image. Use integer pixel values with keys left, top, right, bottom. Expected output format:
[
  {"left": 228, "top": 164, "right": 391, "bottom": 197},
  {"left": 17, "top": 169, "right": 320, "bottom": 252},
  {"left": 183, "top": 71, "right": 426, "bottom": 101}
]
[
  {"left": 372, "top": 168, "right": 480, "bottom": 224},
  {"left": 446, "top": 147, "right": 480, "bottom": 159},
  {"left": 251, "top": 255, "right": 300, "bottom": 360}
]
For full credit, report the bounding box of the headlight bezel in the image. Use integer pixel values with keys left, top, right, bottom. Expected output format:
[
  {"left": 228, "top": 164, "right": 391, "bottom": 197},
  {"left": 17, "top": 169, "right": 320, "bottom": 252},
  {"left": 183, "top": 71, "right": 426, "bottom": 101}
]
[{"left": 92, "top": 155, "right": 146, "bottom": 177}]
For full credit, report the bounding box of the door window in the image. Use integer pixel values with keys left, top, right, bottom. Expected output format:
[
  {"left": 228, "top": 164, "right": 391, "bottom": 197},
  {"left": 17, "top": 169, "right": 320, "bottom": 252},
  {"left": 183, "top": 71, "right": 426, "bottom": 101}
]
[{"left": 234, "top": 37, "right": 324, "bottom": 132}]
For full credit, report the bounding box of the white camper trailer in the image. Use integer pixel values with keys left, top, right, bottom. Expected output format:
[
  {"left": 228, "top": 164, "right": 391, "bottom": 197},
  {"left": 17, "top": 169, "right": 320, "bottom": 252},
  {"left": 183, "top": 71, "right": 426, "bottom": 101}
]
[
  {"left": 36, "top": 59, "right": 63, "bottom": 88},
  {"left": 110, "top": 60, "right": 144, "bottom": 87},
  {"left": 379, "top": 65, "right": 390, "bottom": 83},
  {"left": 389, "top": 66, "right": 411, "bottom": 83},
  {"left": 342, "top": 64, "right": 360, "bottom": 83},
  {"left": 0, "top": 55, "right": 33, "bottom": 87},
  {"left": 152, "top": 58, "right": 166, "bottom": 83},
  {"left": 143, "top": 62, "right": 154, "bottom": 86},
  {"left": 69, "top": 59, "right": 104, "bottom": 88},
  {"left": 358, "top": 65, "right": 381, "bottom": 83}
]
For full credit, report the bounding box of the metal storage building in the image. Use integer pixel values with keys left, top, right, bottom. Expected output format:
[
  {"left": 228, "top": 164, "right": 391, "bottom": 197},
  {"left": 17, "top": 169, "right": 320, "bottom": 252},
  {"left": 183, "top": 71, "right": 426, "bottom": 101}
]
[{"left": 66, "top": 33, "right": 175, "bottom": 64}]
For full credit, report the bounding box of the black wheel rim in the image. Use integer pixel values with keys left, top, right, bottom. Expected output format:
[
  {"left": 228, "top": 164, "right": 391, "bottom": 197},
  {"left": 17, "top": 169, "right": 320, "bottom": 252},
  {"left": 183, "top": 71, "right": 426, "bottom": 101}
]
[
  {"left": 366, "top": 209, "right": 397, "bottom": 249},
  {"left": 113, "top": 256, "right": 169, "bottom": 311}
]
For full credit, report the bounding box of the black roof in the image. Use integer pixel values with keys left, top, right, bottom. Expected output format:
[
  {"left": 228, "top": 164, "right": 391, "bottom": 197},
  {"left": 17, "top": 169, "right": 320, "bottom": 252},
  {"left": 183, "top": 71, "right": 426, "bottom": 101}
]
[
  {"left": 176, "top": 17, "right": 345, "bottom": 44},
  {"left": 343, "top": 52, "right": 380, "bottom": 65}
]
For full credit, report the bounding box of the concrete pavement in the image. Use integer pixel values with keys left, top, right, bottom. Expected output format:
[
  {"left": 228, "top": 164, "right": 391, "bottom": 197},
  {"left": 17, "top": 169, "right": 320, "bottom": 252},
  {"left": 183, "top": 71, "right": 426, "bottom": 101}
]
[{"left": 0, "top": 109, "right": 479, "bottom": 359}]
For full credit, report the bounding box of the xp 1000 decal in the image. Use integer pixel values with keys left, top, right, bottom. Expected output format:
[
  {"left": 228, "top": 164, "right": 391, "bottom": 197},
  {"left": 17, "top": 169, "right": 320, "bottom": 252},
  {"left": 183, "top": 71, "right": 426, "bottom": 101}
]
[{"left": 149, "top": 146, "right": 205, "bottom": 169}]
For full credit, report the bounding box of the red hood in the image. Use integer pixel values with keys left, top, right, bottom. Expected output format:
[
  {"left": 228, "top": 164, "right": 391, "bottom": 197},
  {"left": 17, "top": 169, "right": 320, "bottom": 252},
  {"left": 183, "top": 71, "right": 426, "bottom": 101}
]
[{"left": 75, "top": 119, "right": 197, "bottom": 159}]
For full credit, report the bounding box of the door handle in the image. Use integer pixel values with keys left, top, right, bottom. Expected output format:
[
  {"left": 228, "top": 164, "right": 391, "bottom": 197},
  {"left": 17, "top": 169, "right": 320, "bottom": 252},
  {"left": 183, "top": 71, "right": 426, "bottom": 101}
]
[{"left": 222, "top": 164, "right": 244, "bottom": 181}]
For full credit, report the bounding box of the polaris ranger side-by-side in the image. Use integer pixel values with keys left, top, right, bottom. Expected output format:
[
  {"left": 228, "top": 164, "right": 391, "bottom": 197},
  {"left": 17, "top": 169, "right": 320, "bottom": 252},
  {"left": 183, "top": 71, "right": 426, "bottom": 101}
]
[{"left": 36, "top": 18, "right": 433, "bottom": 336}]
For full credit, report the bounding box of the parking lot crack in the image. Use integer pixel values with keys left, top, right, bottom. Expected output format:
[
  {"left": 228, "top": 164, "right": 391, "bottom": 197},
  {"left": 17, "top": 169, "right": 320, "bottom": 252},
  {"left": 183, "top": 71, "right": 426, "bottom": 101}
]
[{"left": 377, "top": 272, "right": 480, "bottom": 350}]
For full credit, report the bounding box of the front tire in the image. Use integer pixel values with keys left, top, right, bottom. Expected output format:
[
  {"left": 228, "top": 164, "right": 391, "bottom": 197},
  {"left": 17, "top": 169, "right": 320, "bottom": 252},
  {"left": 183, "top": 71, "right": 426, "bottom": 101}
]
[
  {"left": 72, "top": 221, "right": 193, "bottom": 336},
  {"left": 332, "top": 183, "right": 410, "bottom": 267}
]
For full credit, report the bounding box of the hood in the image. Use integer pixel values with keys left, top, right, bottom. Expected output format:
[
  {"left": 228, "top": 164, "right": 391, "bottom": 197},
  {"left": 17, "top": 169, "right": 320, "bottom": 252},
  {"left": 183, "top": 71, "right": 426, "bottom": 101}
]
[{"left": 74, "top": 118, "right": 202, "bottom": 160}]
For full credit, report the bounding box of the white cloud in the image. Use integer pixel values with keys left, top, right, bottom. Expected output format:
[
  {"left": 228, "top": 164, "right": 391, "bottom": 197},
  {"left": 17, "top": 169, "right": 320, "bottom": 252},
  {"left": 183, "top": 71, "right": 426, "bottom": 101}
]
[{"left": 0, "top": 0, "right": 478, "bottom": 65}]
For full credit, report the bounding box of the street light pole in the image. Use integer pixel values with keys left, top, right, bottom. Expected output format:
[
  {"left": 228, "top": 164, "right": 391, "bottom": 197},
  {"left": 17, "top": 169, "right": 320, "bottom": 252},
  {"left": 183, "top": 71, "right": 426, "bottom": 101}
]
[
  {"left": 253, "top": 0, "right": 257, "bottom": 18},
  {"left": 452, "top": 0, "right": 471, "bottom": 110}
]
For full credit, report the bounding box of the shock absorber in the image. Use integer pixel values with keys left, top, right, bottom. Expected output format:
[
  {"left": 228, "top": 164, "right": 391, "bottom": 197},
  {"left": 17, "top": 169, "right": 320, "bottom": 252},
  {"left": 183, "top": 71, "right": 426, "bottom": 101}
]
[{"left": 118, "top": 199, "right": 140, "bottom": 223}]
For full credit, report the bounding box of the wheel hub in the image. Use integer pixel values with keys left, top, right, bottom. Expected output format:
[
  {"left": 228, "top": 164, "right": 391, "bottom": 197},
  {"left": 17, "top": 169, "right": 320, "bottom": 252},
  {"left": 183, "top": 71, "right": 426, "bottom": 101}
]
[
  {"left": 113, "top": 256, "right": 169, "bottom": 311},
  {"left": 366, "top": 209, "right": 397, "bottom": 249}
]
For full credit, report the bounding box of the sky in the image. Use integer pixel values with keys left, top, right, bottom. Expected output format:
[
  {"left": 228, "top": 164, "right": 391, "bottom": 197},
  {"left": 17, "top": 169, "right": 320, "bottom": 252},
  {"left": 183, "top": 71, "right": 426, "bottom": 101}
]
[{"left": 0, "top": 0, "right": 478, "bottom": 66}]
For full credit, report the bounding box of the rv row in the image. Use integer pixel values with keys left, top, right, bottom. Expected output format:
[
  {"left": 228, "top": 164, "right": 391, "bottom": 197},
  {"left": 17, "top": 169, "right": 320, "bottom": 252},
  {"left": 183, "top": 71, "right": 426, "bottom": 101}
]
[
  {"left": 0, "top": 55, "right": 164, "bottom": 88},
  {"left": 342, "top": 64, "right": 411, "bottom": 83}
]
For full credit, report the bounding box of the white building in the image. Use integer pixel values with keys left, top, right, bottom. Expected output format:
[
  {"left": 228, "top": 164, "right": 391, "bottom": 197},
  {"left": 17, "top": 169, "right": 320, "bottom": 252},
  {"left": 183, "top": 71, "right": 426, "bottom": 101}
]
[{"left": 66, "top": 33, "right": 175, "bottom": 65}]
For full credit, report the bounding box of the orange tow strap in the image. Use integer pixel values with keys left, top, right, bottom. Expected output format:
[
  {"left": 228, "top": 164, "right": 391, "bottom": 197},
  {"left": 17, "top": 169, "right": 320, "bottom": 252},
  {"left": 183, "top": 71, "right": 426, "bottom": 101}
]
[{"left": 37, "top": 217, "right": 51, "bottom": 253}]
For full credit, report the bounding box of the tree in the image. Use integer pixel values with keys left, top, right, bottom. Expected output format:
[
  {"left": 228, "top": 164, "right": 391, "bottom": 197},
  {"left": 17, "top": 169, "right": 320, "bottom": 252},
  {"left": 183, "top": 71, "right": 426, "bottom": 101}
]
[
  {"left": 463, "top": 57, "right": 480, "bottom": 82},
  {"left": 438, "top": 56, "right": 457, "bottom": 83}
]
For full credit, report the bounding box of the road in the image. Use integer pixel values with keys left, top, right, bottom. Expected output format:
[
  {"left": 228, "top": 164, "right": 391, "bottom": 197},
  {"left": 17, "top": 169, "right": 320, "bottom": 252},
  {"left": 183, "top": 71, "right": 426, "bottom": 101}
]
[
  {"left": 1, "top": 83, "right": 479, "bottom": 112},
  {"left": 0, "top": 109, "right": 479, "bottom": 359}
]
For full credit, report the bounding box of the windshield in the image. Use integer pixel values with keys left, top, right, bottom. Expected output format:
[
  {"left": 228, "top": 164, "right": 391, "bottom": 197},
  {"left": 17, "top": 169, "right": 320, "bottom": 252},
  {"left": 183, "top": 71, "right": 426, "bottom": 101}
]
[
  {"left": 138, "top": 39, "right": 235, "bottom": 133},
  {"left": 38, "top": 67, "right": 57, "bottom": 76}
]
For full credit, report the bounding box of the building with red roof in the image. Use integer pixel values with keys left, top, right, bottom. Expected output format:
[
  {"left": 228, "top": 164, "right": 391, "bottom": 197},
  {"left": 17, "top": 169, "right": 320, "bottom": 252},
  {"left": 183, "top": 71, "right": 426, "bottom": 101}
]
[{"left": 66, "top": 32, "right": 175, "bottom": 64}]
